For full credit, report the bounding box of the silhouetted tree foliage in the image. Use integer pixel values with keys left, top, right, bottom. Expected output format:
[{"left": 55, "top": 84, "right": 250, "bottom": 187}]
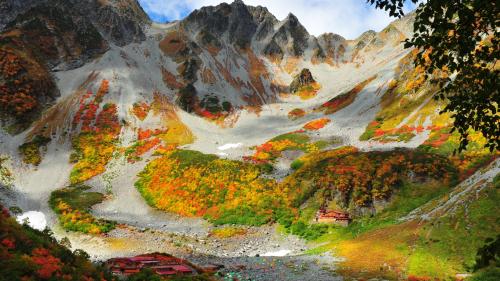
[
  {"left": 368, "top": 0, "right": 499, "bottom": 152},
  {"left": 474, "top": 235, "right": 500, "bottom": 271}
]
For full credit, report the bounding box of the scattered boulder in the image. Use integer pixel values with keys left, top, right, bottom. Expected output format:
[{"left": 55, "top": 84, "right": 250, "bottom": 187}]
[{"left": 290, "top": 68, "right": 316, "bottom": 93}]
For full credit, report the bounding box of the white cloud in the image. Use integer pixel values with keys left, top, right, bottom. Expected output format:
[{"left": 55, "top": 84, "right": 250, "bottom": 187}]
[{"left": 138, "top": 0, "right": 410, "bottom": 39}]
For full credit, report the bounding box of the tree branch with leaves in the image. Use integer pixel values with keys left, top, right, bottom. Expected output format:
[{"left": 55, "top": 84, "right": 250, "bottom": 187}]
[{"left": 367, "top": 0, "right": 499, "bottom": 152}]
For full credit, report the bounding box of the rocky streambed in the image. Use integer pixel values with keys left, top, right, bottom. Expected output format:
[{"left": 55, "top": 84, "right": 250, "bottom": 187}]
[{"left": 53, "top": 221, "right": 342, "bottom": 281}]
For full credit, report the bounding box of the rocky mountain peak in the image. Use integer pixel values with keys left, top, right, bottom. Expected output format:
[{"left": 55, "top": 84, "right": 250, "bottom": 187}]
[
  {"left": 352, "top": 29, "right": 377, "bottom": 50},
  {"left": 182, "top": 1, "right": 314, "bottom": 55},
  {"left": 319, "top": 33, "right": 346, "bottom": 43},
  {"left": 248, "top": 5, "right": 278, "bottom": 28},
  {"left": 281, "top": 12, "right": 308, "bottom": 36},
  {"left": 284, "top": 13, "right": 299, "bottom": 24},
  {"left": 268, "top": 12, "right": 310, "bottom": 58},
  {"left": 183, "top": 1, "right": 258, "bottom": 48},
  {"left": 355, "top": 30, "right": 377, "bottom": 43},
  {"left": 231, "top": 0, "right": 245, "bottom": 6}
]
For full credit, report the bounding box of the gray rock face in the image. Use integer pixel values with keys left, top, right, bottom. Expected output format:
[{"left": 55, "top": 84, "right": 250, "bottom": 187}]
[
  {"left": 1, "top": 0, "right": 150, "bottom": 47},
  {"left": 353, "top": 30, "right": 377, "bottom": 50},
  {"left": 263, "top": 13, "right": 311, "bottom": 59},
  {"left": 248, "top": 5, "right": 279, "bottom": 41},
  {"left": 183, "top": 0, "right": 263, "bottom": 48},
  {"left": 0, "top": 0, "right": 40, "bottom": 31},
  {"left": 180, "top": 0, "right": 367, "bottom": 66},
  {"left": 90, "top": 0, "right": 150, "bottom": 46},
  {"left": 227, "top": 0, "right": 258, "bottom": 48},
  {"left": 182, "top": 0, "right": 317, "bottom": 59},
  {"left": 5, "top": 4, "right": 109, "bottom": 70},
  {"left": 317, "top": 33, "right": 347, "bottom": 63},
  {"left": 318, "top": 33, "right": 346, "bottom": 52}
]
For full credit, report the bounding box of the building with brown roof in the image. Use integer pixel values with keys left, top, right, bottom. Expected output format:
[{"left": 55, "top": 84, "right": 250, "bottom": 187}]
[{"left": 315, "top": 209, "right": 351, "bottom": 226}]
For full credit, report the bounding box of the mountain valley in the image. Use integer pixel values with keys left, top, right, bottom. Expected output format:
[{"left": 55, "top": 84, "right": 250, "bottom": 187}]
[{"left": 0, "top": 1, "right": 498, "bottom": 280}]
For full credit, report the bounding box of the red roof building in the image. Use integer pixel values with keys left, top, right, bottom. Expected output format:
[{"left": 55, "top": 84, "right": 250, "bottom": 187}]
[
  {"left": 106, "top": 253, "right": 196, "bottom": 277},
  {"left": 315, "top": 209, "right": 351, "bottom": 226}
]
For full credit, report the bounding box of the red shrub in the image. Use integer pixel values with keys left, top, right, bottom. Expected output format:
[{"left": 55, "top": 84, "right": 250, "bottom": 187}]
[
  {"left": 31, "top": 248, "right": 62, "bottom": 279},
  {"left": 1, "top": 238, "right": 15, "bottom": 249}
]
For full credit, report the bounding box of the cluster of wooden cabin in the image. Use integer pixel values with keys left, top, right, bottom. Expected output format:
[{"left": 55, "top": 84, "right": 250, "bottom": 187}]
[
  {"left": 315, "top": 209, "right": 351, "bottom": 226},
  {"left": 106, "top": 254, "right": 196, "bottom": 277}
]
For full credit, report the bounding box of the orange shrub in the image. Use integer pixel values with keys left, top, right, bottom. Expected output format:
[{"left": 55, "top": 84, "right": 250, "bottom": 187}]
[
  {"left": 132, "top": 102, "right": 151, "bottom": 121},
  {"left": 294, "top": 82, "right": 321, "bottom": 100},
  {"left": 318, "top": 75, "right": 377, "bottom": 114},
  {"left": 246, "top": 132, "right": 318, "bottom": 164},
  {"left": 126, "top": 138, "right": 162, "bottom": 163},
  {"left": 70, "top": 80, "right": 121, "bottom": 184},
  {"left": 94, "top": 79, "right": 109, "bottom": 103},
  {"left": 304, "top": 118, "right": 331, "bottom": 130},
  {"left": 288, "top": 108, "right": 306, "bottom": 120},
  {"left": 0, "top": 48, "right": 48, "bottom": 116}
]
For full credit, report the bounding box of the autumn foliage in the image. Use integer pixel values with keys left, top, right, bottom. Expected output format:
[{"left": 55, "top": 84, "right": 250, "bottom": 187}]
[
  {"left": 284, "top": 146, "right": 457, "bottom": 208},
  {"left": 0, "top": 47, "right": 54, "bottom": 122},
  {"left": 49, "top": 185, "right": 115, "bottom": 234},
  {"left": 0, "top": 204, "right": 116, "bottom": 280},
  {"left": 132, "top": 102, "right": 151, "bottom": 121},
  {"left": 288, "top": 108, "right": 306, "bottom": 120},
  {"left": 420, "top": 127, "right": 498, "bottom": 180},
  {"left": 18, "top": 135, "right": 51, "bottom": 166},
  {"left": 303, "top": 118, "right": 331, "bottom": 130},
  {"left": 161, "top": 67, "right": 184, "bottom": 90},
  {"left": 31, "top": 247, "right": 63, "bottom": 279},
  {"left": 359, "top": 53, "right": 442, "bottom": 143},
  {"left": 0, "top": 50, "right": 36, "bottom": 115},
  {"left": 318, "top": 75, "right": 377, "bottom": 114},
  {"left": 125, "top": 137, "right": 162, "bottom": 163},
  {"left": 159, "top": 31, "right": 187, "bottom": 58},
  {"left": 135, "top": 149, "right": 293, "bottom": 226},
  {"left": 209, "top": 227, "right": 248, "bottom": 238},
  {"left": 294, "top": 82, "right": 321, "bottom": 100},
  {"left": 245, "top": 132, "right": 320, "bottom": 163},
  {"left": 70, "top": 80, "right": 121, "bottom": 184}
]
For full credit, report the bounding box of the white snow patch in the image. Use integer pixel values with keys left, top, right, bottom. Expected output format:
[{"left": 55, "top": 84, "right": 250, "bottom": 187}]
[
  {"left": 17, "top": 211, "right": 47, "bottom": 231},
  {"left": 262, "top": 249, "right": 291, "bottom": 257},
  {"left": 217, "top": 143, "right": 244, "bottom": 151}
]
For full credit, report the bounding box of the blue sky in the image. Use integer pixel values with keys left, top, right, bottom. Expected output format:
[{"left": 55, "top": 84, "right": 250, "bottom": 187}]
[{"left": 138, "top": 0, "right": 417, "bottom": 39}]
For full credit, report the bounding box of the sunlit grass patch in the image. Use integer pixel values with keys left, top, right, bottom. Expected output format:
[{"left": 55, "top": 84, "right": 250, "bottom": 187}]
[
  {"left": 209, "top": 226, "right": 248, "bottom": 238},
  {"left": 245, "top": 132, "right": 321, "bottom": 164},
  {"left": 18, "top": 135, "right": 51, "bottom": 166},
  {"left": 49, "top": 185, "right": 115, "bottom": 234},
  {"left": 295, "top": 82, "right": 321, "bottom": 100}
]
